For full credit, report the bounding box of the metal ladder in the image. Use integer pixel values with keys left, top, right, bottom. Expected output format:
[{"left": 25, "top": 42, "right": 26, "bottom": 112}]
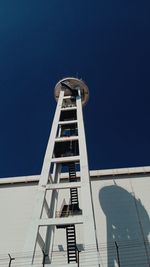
[
  {"left": 68, "top": 163, "right": 79, "bottom": 209},
  {"left": 66, "top": 224, "right": 77, "bottom": 263}
]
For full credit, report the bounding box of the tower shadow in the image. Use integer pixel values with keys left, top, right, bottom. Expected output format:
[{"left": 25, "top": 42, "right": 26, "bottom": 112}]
[{"left": 99, "top": 185, "right": 150, "bottom": 267}]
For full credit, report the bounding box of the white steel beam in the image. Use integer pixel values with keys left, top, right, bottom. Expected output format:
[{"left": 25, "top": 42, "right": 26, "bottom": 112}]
[
  {"left": 46, "top": 181, "right": 81, "bottom": 190},
  {"left": 24, "top": 90, "right": 64, "bottom": 261},
  {"left": 51, "top": 155, "right": 80, "bottom": 163},
  {"left": 61, "top": 107, "right": 77, "bottom": 111},
  {"left": 44, "top": 163, "right": 61, "bottom": 261},
  {"left": 43, "top": 198, "right": 50, "bottom": 217},
  {"left": 40, "top": 90, "right": 65, "bottom": 186},
  {"left": 37, "top": 232, "right": 45, "bottom": 250},
  {"left": 39, "top": 216, "right": 83, "bottom": 226},
  {"left": 76, "top": 90, "right": 99, "bottom": 266},
  {"left": 58, "top": 120, "right": 77, "bottom": 125},
  {"left": 63, "top": 96, "right": 72, "bottom": 99},
  {"left": 55, "top": 136, "right": 78, "bottom": 142}
]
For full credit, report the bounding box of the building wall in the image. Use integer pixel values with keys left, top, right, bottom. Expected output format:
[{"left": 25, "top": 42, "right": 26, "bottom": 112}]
[
  {"left": 0, "top": 170, "right": 150, "bottom": 266},
  {"left": 0, "top": 182, "right": 37, "bottom": 255},
  {"left": 91, "top": 174, "right": 150, "bottom": 267}
]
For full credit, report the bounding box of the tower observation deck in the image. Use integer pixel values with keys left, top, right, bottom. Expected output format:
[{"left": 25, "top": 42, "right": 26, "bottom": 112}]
[
  {"left": 24, "top": 77, "right": 99, "bottom": 266},
  {"left": 54, "top": 77, "right": 89, "bottom": 106}
]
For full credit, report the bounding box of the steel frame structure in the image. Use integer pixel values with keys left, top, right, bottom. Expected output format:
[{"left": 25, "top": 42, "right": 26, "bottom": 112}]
[{"left": 24, "top": 77, "right": 99, "bottom": 266}]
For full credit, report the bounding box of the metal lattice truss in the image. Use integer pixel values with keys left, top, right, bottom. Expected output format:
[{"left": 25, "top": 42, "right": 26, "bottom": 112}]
[{"left": 24, "top": 78, "right": 99, "bottom": 266}]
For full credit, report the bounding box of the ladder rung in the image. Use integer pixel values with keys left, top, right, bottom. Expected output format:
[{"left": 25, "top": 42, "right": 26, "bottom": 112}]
[{"left": 67, "top": 234, "right": 75, "bottom": 236}]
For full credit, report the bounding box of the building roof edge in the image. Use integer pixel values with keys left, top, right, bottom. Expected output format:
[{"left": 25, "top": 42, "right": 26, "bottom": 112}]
[{"left": 0, "top": 166, "right": 150, "bottom": 185}]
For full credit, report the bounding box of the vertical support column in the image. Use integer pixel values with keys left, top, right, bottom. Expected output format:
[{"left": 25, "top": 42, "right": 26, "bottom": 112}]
[
  {"left": 44, "top": 163, "right": 61, "bottom": 261},
  {"left": 40, "top": 90, "right": 64, "bottom": 186},
  {"left": 76, "top": 91, "right": 99, "bottom": 266},
  {"left": 24, "top": 90, "right": 64, "bottom": 263}
]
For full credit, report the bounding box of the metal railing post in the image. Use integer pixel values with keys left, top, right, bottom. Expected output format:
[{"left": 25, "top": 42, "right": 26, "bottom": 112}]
[
  {"left": 76, "top": 246, "right": 81, "bottom": 267},
  {"left": 42, "top": 249, "right": 48, "bottom": 267},
  {"left": 115, "top": 241, "right": 121, "bottom": 267},
  {"left": 8, "top": 254, "right": 15, "bottom": 267}
]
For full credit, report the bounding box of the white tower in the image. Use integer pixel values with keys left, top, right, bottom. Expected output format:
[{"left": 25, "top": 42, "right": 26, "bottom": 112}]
[{"left": 24, "top": 77, "right": 99, "bottom": 266}]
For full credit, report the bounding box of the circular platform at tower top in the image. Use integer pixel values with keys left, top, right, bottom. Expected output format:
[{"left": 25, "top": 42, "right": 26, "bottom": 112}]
[{"left": 54, "top": 77, "right": 89, "bottom": 106}]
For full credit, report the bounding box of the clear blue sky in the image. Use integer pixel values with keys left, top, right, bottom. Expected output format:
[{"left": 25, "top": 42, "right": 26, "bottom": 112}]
[{"left": 0, "top": 0, "right": 150, "bottom": 177}]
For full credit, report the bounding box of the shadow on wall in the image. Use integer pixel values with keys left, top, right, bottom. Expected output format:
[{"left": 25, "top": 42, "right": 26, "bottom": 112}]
[{"left": 99, "top": 185, "right": 150, "bottom": 267}]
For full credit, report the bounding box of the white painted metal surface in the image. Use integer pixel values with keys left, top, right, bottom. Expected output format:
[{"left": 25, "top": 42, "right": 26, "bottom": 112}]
[{"left": 22, "top": 77, "right": 99, "bottom": 266}]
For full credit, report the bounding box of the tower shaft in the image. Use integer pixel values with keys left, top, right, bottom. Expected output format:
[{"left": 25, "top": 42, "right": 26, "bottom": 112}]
[{"left": 24, "top": 78, "right": 99, "bottom": 266}]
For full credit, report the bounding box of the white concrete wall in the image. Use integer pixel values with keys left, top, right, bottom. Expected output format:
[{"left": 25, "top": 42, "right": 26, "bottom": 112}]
[
  {"left": 91, "top": 175, "right": 150, "bottom": 267},
  {"left": 0, "top": 170, "right": 150, "bottom": 267},
  {"left": 0, "top": 182, "right": 37, "bottom": 255}
]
